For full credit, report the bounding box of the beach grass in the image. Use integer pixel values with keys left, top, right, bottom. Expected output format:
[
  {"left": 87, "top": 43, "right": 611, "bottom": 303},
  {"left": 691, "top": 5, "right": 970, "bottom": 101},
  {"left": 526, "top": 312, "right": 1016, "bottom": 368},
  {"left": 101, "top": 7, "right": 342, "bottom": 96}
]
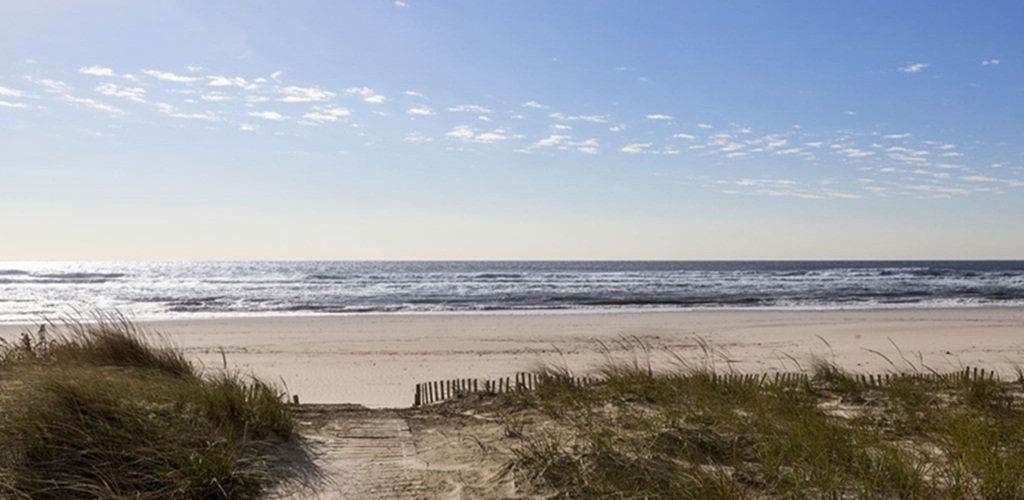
[
  {"left": 496, "top": 341, "right": 1024, "bottom": 499},
  {"left": 0, "top": 313, "right": 296, "bottom": 499}
]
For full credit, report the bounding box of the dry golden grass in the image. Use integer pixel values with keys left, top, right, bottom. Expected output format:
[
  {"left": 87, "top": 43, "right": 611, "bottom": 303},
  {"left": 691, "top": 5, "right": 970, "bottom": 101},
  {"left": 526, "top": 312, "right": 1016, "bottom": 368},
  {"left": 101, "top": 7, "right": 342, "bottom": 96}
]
[
  {"left": 0, "top": 313, "right": 297, "bottom": 499},
  {"left": 496, "top": 341, "right": 1024, "bottom": 499}
]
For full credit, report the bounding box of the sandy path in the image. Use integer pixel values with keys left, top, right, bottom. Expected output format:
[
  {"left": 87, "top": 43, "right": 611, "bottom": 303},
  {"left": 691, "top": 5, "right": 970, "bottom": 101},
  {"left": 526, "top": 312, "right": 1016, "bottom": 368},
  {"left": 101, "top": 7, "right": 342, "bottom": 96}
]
[
  {"left": 284, "top": 415, "right": 428, "bottom": 499},
  {"left": 271, "top": 406, "right": 522, "bottom": 499}
]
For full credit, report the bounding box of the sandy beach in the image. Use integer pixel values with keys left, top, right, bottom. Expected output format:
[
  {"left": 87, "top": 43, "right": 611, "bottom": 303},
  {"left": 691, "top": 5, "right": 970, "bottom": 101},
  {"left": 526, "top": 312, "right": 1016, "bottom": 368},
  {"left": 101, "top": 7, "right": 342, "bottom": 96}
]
[{"left": 4, "top": 307, "right": 1024, "bottom": 408}]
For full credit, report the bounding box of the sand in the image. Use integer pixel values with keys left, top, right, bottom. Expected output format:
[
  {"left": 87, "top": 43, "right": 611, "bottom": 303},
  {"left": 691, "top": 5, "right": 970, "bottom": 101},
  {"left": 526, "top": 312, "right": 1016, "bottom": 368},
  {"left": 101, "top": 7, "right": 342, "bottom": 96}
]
[{"left": 3, "top": 307, "right": 1024, "bottom": 408}]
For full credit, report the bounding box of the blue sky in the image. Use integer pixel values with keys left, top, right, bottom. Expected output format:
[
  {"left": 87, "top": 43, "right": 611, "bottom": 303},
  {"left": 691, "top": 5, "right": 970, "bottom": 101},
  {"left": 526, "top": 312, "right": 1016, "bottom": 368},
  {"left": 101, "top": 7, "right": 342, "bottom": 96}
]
[{"left": 1, "top": 1, "right": 1022, "bottom": 259}]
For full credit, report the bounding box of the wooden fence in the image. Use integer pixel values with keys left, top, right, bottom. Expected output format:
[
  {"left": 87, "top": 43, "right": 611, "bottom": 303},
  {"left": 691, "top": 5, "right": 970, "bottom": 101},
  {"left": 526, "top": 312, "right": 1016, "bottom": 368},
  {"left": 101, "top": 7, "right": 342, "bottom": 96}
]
[
  {"left": 415, "top": 372, "right": 579, "bottom": 406},
  {"left": 413, "top": 366, "right": 1009, "bottom": 407}
]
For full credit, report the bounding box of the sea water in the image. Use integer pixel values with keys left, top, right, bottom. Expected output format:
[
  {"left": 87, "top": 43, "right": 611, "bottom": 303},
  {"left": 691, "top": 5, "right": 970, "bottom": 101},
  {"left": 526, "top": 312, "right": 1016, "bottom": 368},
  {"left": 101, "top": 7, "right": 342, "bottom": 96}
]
[{"left": 1, "top": 261, "right": 1023, "bottom": 323}]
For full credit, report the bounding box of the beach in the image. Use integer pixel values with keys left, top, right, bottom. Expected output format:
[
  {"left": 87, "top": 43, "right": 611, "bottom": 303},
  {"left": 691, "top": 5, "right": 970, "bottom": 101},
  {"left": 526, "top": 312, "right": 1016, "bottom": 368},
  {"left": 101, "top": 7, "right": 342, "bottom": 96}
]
[{"left": 6, "top": 307, "right": 1022, "bottom": 408}]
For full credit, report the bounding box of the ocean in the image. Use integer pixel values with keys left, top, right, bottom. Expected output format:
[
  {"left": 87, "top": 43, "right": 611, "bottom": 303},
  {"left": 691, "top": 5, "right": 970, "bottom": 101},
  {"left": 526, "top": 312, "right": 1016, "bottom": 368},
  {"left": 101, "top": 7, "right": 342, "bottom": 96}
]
[{"left": 1, "top": 261, "right": 1023, "bottom": 323}]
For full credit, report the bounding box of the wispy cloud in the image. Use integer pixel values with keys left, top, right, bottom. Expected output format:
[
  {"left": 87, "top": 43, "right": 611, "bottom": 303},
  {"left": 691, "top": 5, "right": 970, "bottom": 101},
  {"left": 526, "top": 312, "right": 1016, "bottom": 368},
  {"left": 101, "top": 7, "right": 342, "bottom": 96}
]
[
  {"left": 898, "top": 63, "right": 930, "bottom": 73},
  {"left": 0, "top": 86, "right": 25, "bottom": 98},
  {"left": 201, "top": 93, "right": 230, "bottom": 102},
  {"left": 532, "top": 134, "right": 570, "bottom": 148},
  {"left": 302, "top": 107, "right": 351, "bottom": 123},
  {"left": 646, "top": 114, "right": 672, "bottom": 121},
  {"left": 575, "top": 138, "right": 599, "bottom": 154},
  {"left": 473, "top": 131, "right": 509, "bottom": 143},
  {"left": 78, "top": 66, "right": 116, "bottom": 77},
  {"left": 407, "top": 106, "right": 435, "bottom": 116},
  {"left": 549, "top": 112, "right": 608, "bottom": 123},
  {"left": 248, "top": 111, "right": 287, "bottom": 121},
  {"left": 445, "top": 126, "right": 474, "bottom": 140},
  {"left": 838, "top": 147, "right": 874, "bottom": 158},
  {"left": 448, "top": 104, "right": 491, "bottom": 113},
  {"left": 208, "top": 76, "right": 259, "bottom": 90},
  {"left": 25, "top": 76, "right": 69, "bottom": 93},
  {"left": 445, "top": 125, "right": 509, "bottom": 144},
  {"left": 156, "top": 102, "right": 220, "bottom": 121},
  {"left": 77, "top": 66, "right": 140, "bottom": 82},
  {"left": 621, "top": 142, "right": 652, "bottom": 154},
  {"left": 403, "top": 131, "right": 432, "bottom": 143},
  {"left": 522, "top": 101, "right": 548, "bottom": 109},
  {"left": 981, "top": 59, "right": 1000, "bottom": 66},
  {"left": 94, "top": 83, "right": 146, "bottom": 103},
  {"left": 278, "top": 85, "right": 335, "bottom": 103},
  {"left": 345, "top": 86, "right": 386, "bottom": 103},
  {"left": 141, "top": 69, "right": 202, "bottom": 83},
  {"left": 62, "top": 95, "right": 125, "bottom": 115},
  {"left": 883, "top": 133, "right": 911, "bottom": 139}
]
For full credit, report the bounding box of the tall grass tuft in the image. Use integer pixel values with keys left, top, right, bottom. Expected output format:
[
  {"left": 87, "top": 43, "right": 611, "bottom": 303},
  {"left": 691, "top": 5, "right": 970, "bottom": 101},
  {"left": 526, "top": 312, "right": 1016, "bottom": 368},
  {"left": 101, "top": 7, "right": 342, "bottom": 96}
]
[
  {"left": 501, "top": 343, "right": 1024, "bottom": 499},
  {"left": 2, "top": 312, "right": 194, "bottom": 378},
  {"left": 0, "top": 314, "right": 296, "bottom": 499}
]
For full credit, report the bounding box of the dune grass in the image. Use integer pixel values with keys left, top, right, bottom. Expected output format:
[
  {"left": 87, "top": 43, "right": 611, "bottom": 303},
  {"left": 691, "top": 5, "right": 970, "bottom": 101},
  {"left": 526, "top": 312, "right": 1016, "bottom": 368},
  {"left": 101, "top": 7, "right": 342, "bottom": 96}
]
[
  {"left": 0, "top": 314, "right": 296, "bottom": 499},
  {"left": 498, "top": 340, "right": 1024, "bottom": 499}
]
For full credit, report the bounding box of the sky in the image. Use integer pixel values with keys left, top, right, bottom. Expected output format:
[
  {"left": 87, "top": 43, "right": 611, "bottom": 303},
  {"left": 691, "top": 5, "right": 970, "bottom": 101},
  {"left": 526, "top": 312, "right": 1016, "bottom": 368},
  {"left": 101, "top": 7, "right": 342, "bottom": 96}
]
[{"left": 1, "top": 0, "right": 1022, "bottom": 260}]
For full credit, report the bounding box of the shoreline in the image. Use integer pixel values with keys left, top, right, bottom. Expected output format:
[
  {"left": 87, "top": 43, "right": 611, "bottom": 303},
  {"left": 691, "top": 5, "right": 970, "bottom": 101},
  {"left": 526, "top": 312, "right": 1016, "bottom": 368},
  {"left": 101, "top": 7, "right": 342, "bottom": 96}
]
[
  {"left": 6, "top": 301, "right": 1024, "bottom": 325},
  {"left": 3, "top": 307, "right": 1023, "bottom": 408}
]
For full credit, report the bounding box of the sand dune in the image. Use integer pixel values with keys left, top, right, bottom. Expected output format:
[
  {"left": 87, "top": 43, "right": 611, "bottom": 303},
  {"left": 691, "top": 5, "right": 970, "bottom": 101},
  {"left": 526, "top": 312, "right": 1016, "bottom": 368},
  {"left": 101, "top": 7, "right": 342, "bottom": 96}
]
[{"left": 4, "top": 307, "right": 1023, "bottom": 408}]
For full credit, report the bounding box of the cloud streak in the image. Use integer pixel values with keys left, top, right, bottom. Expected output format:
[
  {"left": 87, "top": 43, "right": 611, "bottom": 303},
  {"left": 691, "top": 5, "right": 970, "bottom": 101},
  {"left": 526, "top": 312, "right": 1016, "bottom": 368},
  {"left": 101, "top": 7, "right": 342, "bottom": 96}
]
[
  {"left": 345, "top": 87, "right": 386, "bottom": 103},
  {"left": 141, "top": 70, "right": 201, "bottom": 83},
  {"left": 898, "top": 63, "right": 930, "bottom": 73},
  {"left": 248, "top": 111, "right": 287, "bottom": 121}
]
